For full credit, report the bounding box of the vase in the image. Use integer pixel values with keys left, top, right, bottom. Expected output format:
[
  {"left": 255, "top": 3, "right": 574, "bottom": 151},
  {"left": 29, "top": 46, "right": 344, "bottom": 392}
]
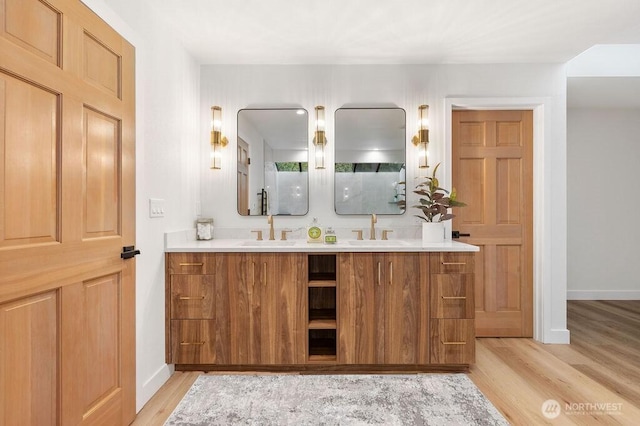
[{"left": 422, "top": 222, "right": 445, "bottom": 244}]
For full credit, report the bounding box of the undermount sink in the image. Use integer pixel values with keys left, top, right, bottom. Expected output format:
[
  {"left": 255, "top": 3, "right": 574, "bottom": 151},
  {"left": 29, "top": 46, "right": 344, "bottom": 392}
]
[
  {"left": 348, "top": 240, "right": 410, "bottom": 247},
  {"left": 240, "top": 240, "right": 297, "bottom": 247}
]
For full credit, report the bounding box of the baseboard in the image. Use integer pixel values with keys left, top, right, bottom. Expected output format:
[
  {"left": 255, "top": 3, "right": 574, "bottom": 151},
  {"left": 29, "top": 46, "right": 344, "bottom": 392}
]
[
  {"left": 567, "top": 290, "right": 640, "bottom": 300},
  {"left": 137, "top": 363, "right": 174, "bottom": 413},
  {"left": 541, "top": 328, "right": 571, "bottom": 344}
]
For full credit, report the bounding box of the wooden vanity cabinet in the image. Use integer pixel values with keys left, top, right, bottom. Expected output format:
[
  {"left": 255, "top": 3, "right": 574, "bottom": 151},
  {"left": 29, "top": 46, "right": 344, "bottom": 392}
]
[
  {"left": 338, "top": 252, "right": 428, "bottom": 365},
  {"left": 167, "top": 253, "right": 220, "bottom": 364},
  {"left": 166, "top": 252, "right": 306, "bottom": 366},
  {"left": 167, "top": 249, "right": 475, "bottom": 369},
  {"left": 429, "top": 252, "right": 476, "bottom": 364}
]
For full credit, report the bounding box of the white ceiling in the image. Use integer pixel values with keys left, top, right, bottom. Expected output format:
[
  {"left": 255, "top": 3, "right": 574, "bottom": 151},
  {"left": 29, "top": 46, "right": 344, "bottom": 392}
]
[{"left": 146, "top": 0, "right": 640, "bottom": 65}]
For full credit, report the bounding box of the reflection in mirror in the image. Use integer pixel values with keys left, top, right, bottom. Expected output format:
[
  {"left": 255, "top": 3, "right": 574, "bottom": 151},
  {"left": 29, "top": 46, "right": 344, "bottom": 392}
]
[
  {"left": 237, "top": 109, "right": 309, "bottom": 216},
  {"left": 334, "top": 108, "right": 406, "bottom": 215}
]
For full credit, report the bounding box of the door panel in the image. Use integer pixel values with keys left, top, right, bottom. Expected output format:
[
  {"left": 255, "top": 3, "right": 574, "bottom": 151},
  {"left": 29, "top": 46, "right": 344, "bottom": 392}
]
[
  {"left": 0, "top": 292, "right": 58, "bottom": 426},
  {"left": 0, "top": 71, "right": 59, "bottom": 246},
  {"left": 1, "top": 0, "right": 62, "bottom": 65},
  {"left": 0, "top": 0, "right": 136, "bottom": 424},
  {"left": 453, "top": 110, "right": 532, "bottom": 337},
  {"left": 83, "top": 107, "right": 120, "bottom": 238}
]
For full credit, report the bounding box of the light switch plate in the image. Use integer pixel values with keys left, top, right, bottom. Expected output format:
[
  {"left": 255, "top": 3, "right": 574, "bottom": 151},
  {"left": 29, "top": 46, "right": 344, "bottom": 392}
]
[{"left": 149, "top": 198, "right": 165, "bottom": 218}]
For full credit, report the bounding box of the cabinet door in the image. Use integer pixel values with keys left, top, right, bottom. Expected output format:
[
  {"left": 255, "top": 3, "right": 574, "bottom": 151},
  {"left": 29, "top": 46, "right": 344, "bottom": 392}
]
[
  {"left": 267, "top": 253, "right": 306, "bottom": 364},
  {"left": 217, "top": 253, "right": 252, "bottom": 364},
  {"left": 338, "top": 253, "right": 385, "bottom": 364},
  {"left": 383, "top": 253, "right": 424, "bottom": 364},
  {"left": 230, "top": 253, "right": 305, "bottom": 365}
]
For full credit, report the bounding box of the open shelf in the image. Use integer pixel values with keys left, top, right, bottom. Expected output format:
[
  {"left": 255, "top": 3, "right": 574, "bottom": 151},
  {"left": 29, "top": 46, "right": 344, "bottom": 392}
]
[
  {"left": 308, "top": 318, "right": 337, "bottom": 329},
  {"left": 308, "top": 329, "right": 337, "bottom": 358},
  {"left": 308, "top": 279, "right": 336, "bottom": 287},
  {"left": 307, "top": 254, "right": 338, "bottom": 362},
  {"left": 308, "top": 254, "right": 336, "bottom": 282}
]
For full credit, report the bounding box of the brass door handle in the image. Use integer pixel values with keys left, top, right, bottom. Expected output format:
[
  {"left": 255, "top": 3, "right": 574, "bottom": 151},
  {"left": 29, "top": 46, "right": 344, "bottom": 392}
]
[
  {"left": 441, "top": 296, "right": 467, "bottom": 300},
  {"left": 377, "top": 262, "right": 381, "bottom": 286},
  {"left": 441, "top": 341, "right": 466, "bottom": 345},
  {"left": 178, "top": 296, "right": 205, "bottom": 300},
  {"left": 180, "top": 342, "right": 205, "bottom": 345},
  {"left": 179, "top": 262, "right": 204, "bottom": 266},
  {"left": 388, "top": 261, "right": 393, "bottom": 285},
  {"left": 442, "top": 262, "right": 466, "bottom": 266}
]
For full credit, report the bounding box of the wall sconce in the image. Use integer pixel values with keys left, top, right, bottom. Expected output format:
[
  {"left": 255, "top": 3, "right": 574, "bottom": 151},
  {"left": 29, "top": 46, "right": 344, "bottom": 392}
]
[
  {"left": 313, "top": 106, "right": 327, "bottom": 169},
  {"left": 210, "top": 106, "right": 228, "bottom": 169},
  {"left": 411, "top": 104, "right": 429, "bottom": 168}
]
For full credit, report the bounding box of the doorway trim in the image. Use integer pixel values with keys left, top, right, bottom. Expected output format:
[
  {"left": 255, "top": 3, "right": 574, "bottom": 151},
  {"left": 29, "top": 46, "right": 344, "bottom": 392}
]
[{"left": 444, "top": 97, "right": 570, "bottom": 344}]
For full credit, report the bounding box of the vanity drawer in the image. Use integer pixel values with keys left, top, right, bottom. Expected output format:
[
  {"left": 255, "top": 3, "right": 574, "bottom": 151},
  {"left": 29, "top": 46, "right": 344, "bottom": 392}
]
[
  {"left": 170, "top": 320, "right": 216, "bottom": 364},
  {"left": 171, "top": 275, "right": 215, "bottom": 319},
  {"left": 430, "top": 274, "right": 474, "bottom": 319},
  {"left": 430, "top": 319, "right": 475, "bottom": 364},
  {"left": 167, "top": 252, "right": 211, "bottom": 274},
  {"left": 430, "top": 252, "right": 475, "bottom": 274}
]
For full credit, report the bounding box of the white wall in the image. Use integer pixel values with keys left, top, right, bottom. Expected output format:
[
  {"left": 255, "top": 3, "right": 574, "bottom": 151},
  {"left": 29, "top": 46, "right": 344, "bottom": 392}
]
[
  {"left": 567, "top": 108, "right": 640, "bottom": 299},
  {"left": 200, "top": 64, "right": 569, "bottom": 343},
  {"left": 83, "top": 0, "right": 201, "bottom": 412}
]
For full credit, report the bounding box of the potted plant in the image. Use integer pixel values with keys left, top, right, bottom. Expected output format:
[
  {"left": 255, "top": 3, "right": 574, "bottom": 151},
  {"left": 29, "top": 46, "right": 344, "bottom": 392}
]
[{"left": 412, "top": 163, "right": 466, "bottom": 242}]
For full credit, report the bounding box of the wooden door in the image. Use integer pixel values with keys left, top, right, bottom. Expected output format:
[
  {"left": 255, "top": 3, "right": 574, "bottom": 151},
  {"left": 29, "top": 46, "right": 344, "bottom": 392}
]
[
  {"left": 0, "top": 0, "right": 136, "bottom": 424},
  {"left": 383, "top": 253, "right": 424, "bottom": 364},
  {"left": 452, "top": 110, "right": 533, "bottom": 337},
  {"left": 237, "top": 137, "right": 249, "bottom": 215},
  {"left": 338, "top": 253, "right": 385, "bottom": 364}
]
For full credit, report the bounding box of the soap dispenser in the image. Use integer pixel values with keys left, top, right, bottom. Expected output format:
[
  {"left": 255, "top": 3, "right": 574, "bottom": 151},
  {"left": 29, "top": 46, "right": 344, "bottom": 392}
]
[{"left": 307, "top": 217, "right": 323, "bottom": 243}]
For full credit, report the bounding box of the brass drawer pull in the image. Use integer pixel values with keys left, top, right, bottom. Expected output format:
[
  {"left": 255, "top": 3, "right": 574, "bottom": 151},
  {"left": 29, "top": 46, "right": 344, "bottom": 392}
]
[
  {"left": 442, "top": 262, "right": 466, "bottom": 266},
  {"left": 441, "top": 296, "right": 467, "bottom": 300},
  {"left": 179, "top": 262, "right": 204, "bottom": 266},
  {"left": 377, "top": 262, "right": 381, "bottom": 286},
  {"left": 178, "top": 296, "right": 205, "bottom": 300},
  {"left": 180, "top": 341, "right": 205, "bottom": 345},
  {"left": 441, "top": 341, "right": 466, "bottom": 345},
  {"left": 263, "top": 262, "right": 268, "bottom": 286}
]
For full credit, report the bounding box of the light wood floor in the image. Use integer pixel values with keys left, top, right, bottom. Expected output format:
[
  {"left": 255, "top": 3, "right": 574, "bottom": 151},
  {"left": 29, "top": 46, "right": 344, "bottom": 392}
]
[{"left": 133, "top": 301, "right": 640, "bottom": 425}]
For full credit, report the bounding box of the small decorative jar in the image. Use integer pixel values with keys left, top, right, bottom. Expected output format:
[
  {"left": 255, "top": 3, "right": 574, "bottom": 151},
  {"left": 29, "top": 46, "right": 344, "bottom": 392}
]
[{"left": 195, "top": 218, "right": 214, "bottom": 240}]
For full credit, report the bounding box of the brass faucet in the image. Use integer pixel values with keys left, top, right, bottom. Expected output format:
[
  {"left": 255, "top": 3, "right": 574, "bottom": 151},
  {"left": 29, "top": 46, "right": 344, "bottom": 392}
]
[
  {"left": 370, "top": 214, "right": 377, "bottom": 240},
  {"left": 267, "top": 215, "right": 275, "bottom": 240}
]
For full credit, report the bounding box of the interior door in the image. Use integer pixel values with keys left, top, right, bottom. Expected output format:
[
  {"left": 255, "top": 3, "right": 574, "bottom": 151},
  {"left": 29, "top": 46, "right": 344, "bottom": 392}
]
[
  {"left": 0, "top": 0, "right": 136, "bottom": 424},
  {"left": 452, "top": 110, "right": 533, "bottom": 337},
  {"left": 237, "top": 137, "right": 249, "bottom": 215}
]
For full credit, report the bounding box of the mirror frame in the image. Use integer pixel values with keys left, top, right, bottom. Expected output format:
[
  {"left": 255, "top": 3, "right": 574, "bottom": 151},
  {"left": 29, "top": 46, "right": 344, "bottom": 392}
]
[
  {"left": 237, "top": 108, "right": 309, "bottom": 216},
  {"left": 333, "top": 106, "right": 407, "bottom": 216}
]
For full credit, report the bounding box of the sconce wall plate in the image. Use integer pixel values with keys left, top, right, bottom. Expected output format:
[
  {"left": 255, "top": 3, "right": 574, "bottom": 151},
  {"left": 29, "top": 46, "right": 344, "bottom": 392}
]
[
  {"left": 411, "top": 104, "right": 429, "bottom": 168},
  {"left": 313, "top": 106, "right": 327, "bottom": 169},
  {"left": 210, "top": 105, "right": 228, "bottom": 169}
]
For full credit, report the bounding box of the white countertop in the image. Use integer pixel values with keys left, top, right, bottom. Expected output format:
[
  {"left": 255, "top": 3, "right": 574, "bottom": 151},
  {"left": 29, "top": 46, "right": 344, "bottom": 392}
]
[{"left": 165, "top": 233, "right": 479, "bottom": 253}]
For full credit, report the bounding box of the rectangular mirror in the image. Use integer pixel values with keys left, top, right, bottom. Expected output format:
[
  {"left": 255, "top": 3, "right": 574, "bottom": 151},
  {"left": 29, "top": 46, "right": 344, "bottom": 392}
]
[
  {"left": 237, "top": 108, "right": 309, "bottom": 216},
  {"left": 334, "top": 108, "right": 406, "bottom": 215}
]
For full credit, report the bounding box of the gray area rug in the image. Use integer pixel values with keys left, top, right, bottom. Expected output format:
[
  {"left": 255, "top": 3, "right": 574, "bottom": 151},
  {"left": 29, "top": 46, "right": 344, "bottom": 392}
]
[{"left": 164, "top": 374, "right": 508, "bottom": 425}]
